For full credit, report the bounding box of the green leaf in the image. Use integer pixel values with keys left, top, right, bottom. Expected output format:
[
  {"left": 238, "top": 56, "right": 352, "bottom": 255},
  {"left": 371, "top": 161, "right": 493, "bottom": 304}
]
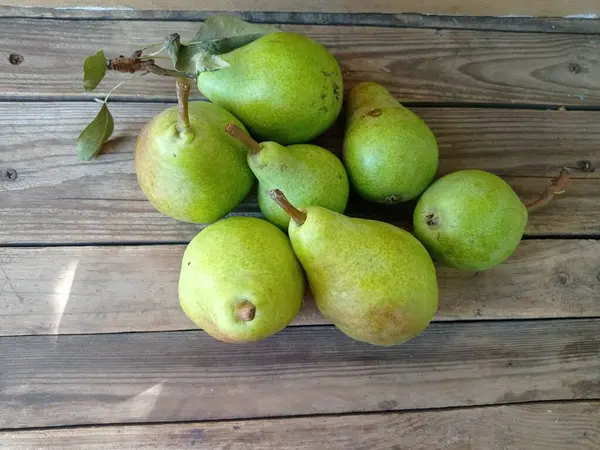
[
  {"left": 83, "top": 50, "right": 107, "bottom": 91},
  {"left": 76, "top": 103, "right": 114, "bottom": 161},
  {"left": 164, "top": 16, "right": 278, "bottom": 75},
  {"left": 191, "top": 50, "right": 231, "bottom": 72},
  {"left": 193, "top": 15, "right": 279, "bottom": 53}
]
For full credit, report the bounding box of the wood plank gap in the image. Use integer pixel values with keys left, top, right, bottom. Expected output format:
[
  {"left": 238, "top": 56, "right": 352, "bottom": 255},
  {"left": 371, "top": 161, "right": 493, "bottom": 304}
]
[
  {"left": 0, "top": 8, "right": 599, "bottom": 35},
  {"left": 0, "top": 399, "right": 598, "bottom": 433},
  {"left": 7, "top": 315, "right": 600, "bottom": 340},
  {"left": 4, "top": 97, "right": 600, "bottom": 112},
  {"left": 522, "top": 234, "right": 600, "bottom": 240},
  {"left": 1, "top": 234, "right": 599, "bottom": 249}
]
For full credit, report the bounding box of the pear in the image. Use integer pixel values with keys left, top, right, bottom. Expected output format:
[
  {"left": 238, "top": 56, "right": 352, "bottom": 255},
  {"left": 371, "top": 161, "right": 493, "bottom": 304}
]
[
  {"left": 413, "top": 169, "right": 569, "bottom": 271},
  {"left": 197, "top": 32, "right": 343, "bottom": 145},
  {"left": 179, "top": 216, "right": 304, "bottom": 342},
  {"left": 135, "top": 78, "right": 254, "bottom": 223},
  {"left": 343, "top": 82, "right": 438, "bottom": 204},
  {"left": 225, "top": 124, "right": 349, "bottom": 229},
  {"left": 269, "top": 189, "right": 438, "bottom": 346}
]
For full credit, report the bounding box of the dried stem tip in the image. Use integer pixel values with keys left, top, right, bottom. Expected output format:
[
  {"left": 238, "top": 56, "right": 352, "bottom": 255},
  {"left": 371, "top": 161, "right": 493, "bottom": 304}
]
[
  {"left": 234, "top": 300, "right": 256, "bottom": 322},
  {"left": 268, "top": 189, "right": 307, "bottom": 226},
  {"left": 525, "top": 167, "right": 570, "bottom": 212},
  {"left": 225, "top": 124, "right": 262, "bottom": 154},
  {"left": 176, "top": 78, "right": 192, "bottom": 135}
]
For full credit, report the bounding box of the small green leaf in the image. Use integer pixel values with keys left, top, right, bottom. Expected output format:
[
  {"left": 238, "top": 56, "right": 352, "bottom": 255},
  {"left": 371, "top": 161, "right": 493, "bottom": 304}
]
[
  {"left": 165, "top": 34, "right": 186, "bottom": 71},
  {"left": 194, "top": 15, "right": 279, "bottom": 43},
  {"left": 191, "top": 50, "right": 230, "bottom": 72},
  {"left": 83, "top": 50, "right": 107, "bottom": 91},
  {"left": 76, "top": 103, "right": 114, "bottom": 161},
  {"left": 164, "top": 16, "right": 279, "bottom": 75}
]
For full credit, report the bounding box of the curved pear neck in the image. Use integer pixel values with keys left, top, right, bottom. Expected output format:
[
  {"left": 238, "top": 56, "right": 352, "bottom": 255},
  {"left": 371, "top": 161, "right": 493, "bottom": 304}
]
[
  {"left": 268, "top": 189, "right": 307, "bottom": 226},
  {"left": 347, "top": 82, "right": 400, "bottom": 119},
  {"left": 176, "top": 78, "right": 193, "bottom": 137}
]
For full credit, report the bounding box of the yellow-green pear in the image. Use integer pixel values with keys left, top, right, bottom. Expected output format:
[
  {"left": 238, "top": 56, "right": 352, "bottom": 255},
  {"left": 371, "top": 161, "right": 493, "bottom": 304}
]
[
  {"left": 197, "top": 32, "right": 343, "bottom": 145},
  {"left": 179, "top": 216, "right": 304, "bottom": 342},
  {"left": 269, "top": 189, "right": 438, "bottom": 346},
  {"left": 225, "top": 124, "right": 349, "bottom": 230},
  {"left": 343, "top": 82, "right": 438, "bottom": 203},
  {"left": 414, "top": 169, "right": 569, "bottom": 271},
  {"left": 135, "top": 78, "right": 254, "bottom": 223}
]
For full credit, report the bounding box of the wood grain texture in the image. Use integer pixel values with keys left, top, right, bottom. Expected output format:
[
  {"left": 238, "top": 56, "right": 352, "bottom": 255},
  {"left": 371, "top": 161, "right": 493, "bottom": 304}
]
[
  {"left": 1, "top": 240, "right": 599, "bottom": 336},
  {"left": 0, "top": 319, "right": 599, "bottom": 428},
  {"left": 2, "top": 402, "right": 598, "bottom": 449},
  {"left": 0, "top": 0, "right": 599, "bottom": 17},
  {"left": 1, "top": 20, "right": 600, "bottom": 105},
  {"left": 1, "top": 103, "right": 598, "bottom": 244}
]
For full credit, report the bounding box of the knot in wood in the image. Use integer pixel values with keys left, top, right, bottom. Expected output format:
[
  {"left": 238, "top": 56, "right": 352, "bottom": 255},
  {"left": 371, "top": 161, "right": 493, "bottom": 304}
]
[
  {"left": 569, "top": 63, "right": 582, "bottom": 74},
  {"left": 576, "top": 160, "right": 595, "bottom": 172},
  {"left": 8, "top": 53, "right": 24, "bottom": 65},
  {"left": 1, "top": 168, "right": 17, "bottom": 181}
]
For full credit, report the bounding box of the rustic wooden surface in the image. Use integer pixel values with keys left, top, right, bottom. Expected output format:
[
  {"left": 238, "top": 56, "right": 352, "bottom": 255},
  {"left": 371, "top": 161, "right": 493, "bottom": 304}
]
[
  {"left": 1, "top": 402, "right": 598, "bottom": 449},
  {"left": 1, "top": 3, "right": 599, "bottom": 448},
  {"left": 1, "top": 240, "right": 599, "bottom": 336},
  {"left": 1, "top": 319, "right": 599, "bottom": 428},
  {"left": 1, "top": 0, "right": 599, "bottom": 17},
  {"left": 1, "top": 20, "right": 600, "bottom": 105}
]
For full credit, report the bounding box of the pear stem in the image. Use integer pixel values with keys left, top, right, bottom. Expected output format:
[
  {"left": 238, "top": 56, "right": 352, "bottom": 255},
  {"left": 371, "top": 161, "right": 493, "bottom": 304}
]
[
  {"left": 225, "top": 124, "right": 262, "bottom": 154},
  {"left": 234, "top": 300, "right": 256, "bottom": 322},
  {"left": 268, "top": 189, "right": 307, "bottom": 226},
  {"left": 525, "top": 168, "right": 570, "bottom": 212},
  {"left": 176, "top": 77, "right": 192, "bottom": 135}
]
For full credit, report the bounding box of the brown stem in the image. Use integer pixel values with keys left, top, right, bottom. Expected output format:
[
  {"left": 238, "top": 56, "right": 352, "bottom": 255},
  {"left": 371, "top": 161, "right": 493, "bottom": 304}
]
[
  {"left": 268, "top": 189, "right": 307, "bottom": 226},
  {"left": 225, "top": 124, "right": 262, "bottom": 154},
  {"left": 106, "top": 56, "right": 195, "bottom": 79},
  {"left": 234, "top": 300, "right": 256, "bottom": 322},
  {"left": 176, "top": 78, "right": 192, "bottom": 135},
  {"left": 525, "top": 168, "right": 570, "bottom": 212},
  {"left": 147, "top": 64, "right": 195, "bottom": 80}
]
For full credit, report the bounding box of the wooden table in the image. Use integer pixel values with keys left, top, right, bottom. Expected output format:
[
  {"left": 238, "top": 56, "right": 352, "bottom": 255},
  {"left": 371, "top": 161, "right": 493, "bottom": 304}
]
[{"left": 1, "top": 1, "right": 599, "bottom": 448}]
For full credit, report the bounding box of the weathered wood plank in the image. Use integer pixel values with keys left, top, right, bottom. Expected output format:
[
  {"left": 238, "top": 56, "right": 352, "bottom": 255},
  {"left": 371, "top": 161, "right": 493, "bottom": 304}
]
[
  {"left": 0, "top": 0, "right": 598, "bottom": 18},
  {"left": 0, "top": 319, "right": 598, "bottom": 428},
  {"left": 1, "top": 20, "right": 600, "bottom": 104},
  {"left": 1, "top": 103, "right": 598, "bottom": 244},
  {"left": 2, "top": 402, "right": 598, "bottom": 449},
  {"left": 1, "top": 240, "right": 599, "bottom": 336}
]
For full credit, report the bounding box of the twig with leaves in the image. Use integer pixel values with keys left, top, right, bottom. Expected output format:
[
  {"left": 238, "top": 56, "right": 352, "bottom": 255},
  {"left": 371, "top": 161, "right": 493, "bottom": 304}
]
[{"left": 76, "top": 15, "right": 279, "bottom": 160}]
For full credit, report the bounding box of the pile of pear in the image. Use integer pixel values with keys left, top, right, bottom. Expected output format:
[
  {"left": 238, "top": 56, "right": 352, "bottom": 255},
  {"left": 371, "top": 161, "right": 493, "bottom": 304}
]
[{"left": 135, "top": 31, "right": 565, "bottom": 345}]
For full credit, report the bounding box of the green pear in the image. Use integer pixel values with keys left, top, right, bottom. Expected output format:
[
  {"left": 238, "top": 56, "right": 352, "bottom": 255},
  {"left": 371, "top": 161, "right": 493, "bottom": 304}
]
[
  {"left": 225, "top": 124, "right": 349, "bottom": 230},
  {"left": 197, "top": 32, "right": 343, "bottom": 145},
  {"left": 343, "top": 82, "right": 438, "bottom": 203},
  {"left": 179, "top": 216, "right": 305, "bottom": 342},
  {"left": 269, "top": 189, "right": 438, "bottom": 346},
  {"left": 413, "top": 169, "right": 569, "bottom": 271},
  {"left": 135, "top": 78, "right": 254, "bottom": 224}
]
